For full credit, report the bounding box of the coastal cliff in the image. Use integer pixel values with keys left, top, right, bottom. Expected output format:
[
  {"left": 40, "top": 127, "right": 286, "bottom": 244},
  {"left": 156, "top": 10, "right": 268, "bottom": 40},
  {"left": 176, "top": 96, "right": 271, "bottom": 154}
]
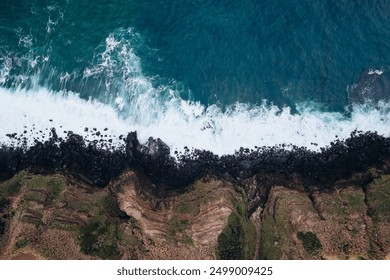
[{"left": 1, "top": 131, "right": 390, "bottom": 259}]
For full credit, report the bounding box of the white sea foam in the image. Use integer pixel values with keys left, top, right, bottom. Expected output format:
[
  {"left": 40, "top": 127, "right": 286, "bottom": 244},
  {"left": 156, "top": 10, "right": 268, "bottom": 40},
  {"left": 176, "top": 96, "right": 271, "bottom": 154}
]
[
  {"left": 1, "top": 86, "right": 390, "bottom": 155},
  {"left": 1, "top": 29, "right": 389, "bottom": 155},
  {"left": 368, "top": 69, "right": 384, "bottom": 75}
]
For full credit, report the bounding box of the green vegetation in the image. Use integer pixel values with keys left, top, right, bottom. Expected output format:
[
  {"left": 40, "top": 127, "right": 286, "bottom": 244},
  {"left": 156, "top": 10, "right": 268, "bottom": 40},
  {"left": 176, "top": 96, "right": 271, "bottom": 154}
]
[
  {"left": 0, "top": 218, "right": 6, "bottom": 234},
  {"left": 166, "top": 217, "right": 193, "bottom": 245},
  {"left": 167, "top": 218, "right": 189, "bottom": 236},
  {"left": 338, "top": 242, "right": 350, "bottom": 255},
  {"left": 344, "top": 191, "right": 365, "bottom": 212},
  {"left": 0, "top": 171, "right": 28, "bottom": 196},
  {"left": 259, "top": 213, "right": 287, "bottom": 259},
  {"left": 24, "top": 190, "right": 47, "bottom": 203},
  {"left": 64, "top": 194, "right": 101, "bottom": 214},
  {"left": 100, "top": 194, "right": 127, "bottom": 218},
  {"left": 0, "top": 192, "right": 11, "bottom": 235},
  {"left": 0, "top": 172, "right": 65, "bottom": 206},
  {"left": 0, "top": 195, "right": 10, "bottom": 211},
  {"left": 79, "top": 216, "right": 121, "bottom": 260},
  {"left": 297, "top": 231, "right": 322, "bottom": 256},
  {"left": 217, "top": 209, "right": 256, "bottom": 260},
  {"left": 15, "top": 239, "right": 30, "bottom": 249},
  {"left": 173, "top": 180, "right": 218, "bottom": 215},
  {"left": 22, "top": 175, "right": 65, "bottom": 205},
  {"left": 46, "top": 179, "right": 63, "bottom": 205},
  {"left": 183, "top": 234, "right": 194, "bottom": 245},
  {"left": 216, "top": 188, "right": 256, "bottom": 260},
  {"left": 366, "top": 175, "right": 390, "bottom": 222},
  {"left": 174, "top": 199, "right": 198, "bottom": 214},
  {"left": 259, "top": 201, "right": 291, "bottom": 259},
  {"left": 175, "top": 179, "right": 227, "bottom": 213},
  {"left": 217, "top": 213, "right": 246, "bottom": 259}
]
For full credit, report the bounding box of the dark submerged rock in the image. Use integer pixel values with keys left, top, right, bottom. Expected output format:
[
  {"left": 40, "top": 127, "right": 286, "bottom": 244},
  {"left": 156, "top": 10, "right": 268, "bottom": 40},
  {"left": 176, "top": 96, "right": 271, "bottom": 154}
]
[{"left": 349, "top": 70, "right": 390, "bottom": 105}]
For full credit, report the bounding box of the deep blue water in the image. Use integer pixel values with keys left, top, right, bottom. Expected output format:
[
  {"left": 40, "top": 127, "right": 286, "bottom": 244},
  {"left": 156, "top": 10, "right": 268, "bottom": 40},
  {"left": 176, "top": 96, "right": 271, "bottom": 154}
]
[
  {"left": 0, "top": 0, "right": 390, "bottom": 153},
  {"left": 1, "top": 0, "right": 390, "bottom": 109}
]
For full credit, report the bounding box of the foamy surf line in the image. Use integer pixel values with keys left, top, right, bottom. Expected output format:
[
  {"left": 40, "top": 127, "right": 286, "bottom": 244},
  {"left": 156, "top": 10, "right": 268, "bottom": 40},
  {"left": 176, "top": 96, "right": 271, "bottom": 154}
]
[{"left": 1, "top": 87, "right": 390, "bottom": 155}]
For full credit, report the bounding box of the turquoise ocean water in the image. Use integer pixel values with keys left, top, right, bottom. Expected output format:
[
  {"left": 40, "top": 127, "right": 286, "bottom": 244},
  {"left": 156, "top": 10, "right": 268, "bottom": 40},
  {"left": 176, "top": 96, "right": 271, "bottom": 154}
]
[{"left": 0, "top": 0, "right": 389, "bottom": 154}]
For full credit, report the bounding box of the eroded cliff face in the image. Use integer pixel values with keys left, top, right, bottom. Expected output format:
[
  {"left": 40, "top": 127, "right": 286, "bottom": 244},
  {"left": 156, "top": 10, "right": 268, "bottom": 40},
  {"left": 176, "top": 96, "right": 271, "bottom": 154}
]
[
  {"left": 0, "top": 169, "right": 255, "bottom": 260},
  {"left": 1, "top": 162, "right": 390, "bottom": 260},
  {"left": 257, "top": 168, "right": 390, "bottom": 260},
  {"left": 109, "top": 170, "right": 251, "bottom": 259}
]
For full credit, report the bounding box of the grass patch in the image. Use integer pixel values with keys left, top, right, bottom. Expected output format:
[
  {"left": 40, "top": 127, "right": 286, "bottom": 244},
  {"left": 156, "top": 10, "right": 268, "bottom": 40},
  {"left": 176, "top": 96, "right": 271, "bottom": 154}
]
[
  {"left": 167, "top": 218, "right": 189, "bottom": 236},
  {"left": 166, "top": 217, "right": 194, "bottom": 246},
  {"left": 217, "top": 210, "right": 256, "bottom": 260},
  {"left": 217, "top": 213, "right": 246, "bottom": 259},
  {"left": 0, "top": 171, "right": 27, "bottom": 196},
  {"left": 0, "top": 171, "right": 65, "bottom": 205},
  {"left": 173, "top": 180, "right": 217, "bottom": 215},
  {"left": 173, "top": 180, "right": 219, "bottom": 215},
  {"left": 366, "top": 175, "right": 390, "bottom": 222},
  {"left": 217, "top": 188, "right": 256, "bottom": 260},
  {"left": 6, "top": 173, "right": 66, "bottom": 206},
  {"left": 344, "top": 191, "right": 365, "bottom": 212},
  {"left": 174, "top": 199, "right": 199, "bottom": 215},
  {"left": 259, "top": 195, "right": 293, "bottom": 260},
  {"left": 65, "top": 198, "right": 97, "bottom": 213},
  {"left": 259, "top": 213, "right": 286, "bottom": 259},
  {"left": 51, "top": 220, "right": 80, "bottom": 232},
  {"left": 297, "top": 231, "right": 322, "bottom": 256},
  {"left": 79, "top": 216, "right": 122, "bottom": 260},
  {"left": 23, "top": 175, "right": 64, "bottom": 203},
  {"left": 45, "top": 178, "right": 63, "bottom": 205},
  {"left": 24, "top": 191, "right": 47, "bottom": 203}
]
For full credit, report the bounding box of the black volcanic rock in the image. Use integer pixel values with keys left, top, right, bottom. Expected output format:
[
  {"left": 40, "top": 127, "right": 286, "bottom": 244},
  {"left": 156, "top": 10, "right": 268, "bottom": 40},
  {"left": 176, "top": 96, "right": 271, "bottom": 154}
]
[
  {"left": 125, "top": 131, "right": 140, "bottom": 165},
  {"left": 0, "top": 131, "right": 127, "bottom": 187},
  {"left": 1, "top": 129, "right": 390, "bottom": 190},
  {"left": 139, "top": 137, "right": 171, "bottom": 159}
]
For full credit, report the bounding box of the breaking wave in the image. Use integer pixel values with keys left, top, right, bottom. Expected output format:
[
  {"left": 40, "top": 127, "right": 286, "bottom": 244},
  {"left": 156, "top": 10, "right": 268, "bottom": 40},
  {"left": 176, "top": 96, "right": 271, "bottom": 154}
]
[{"left": 1, "top": 28, "right": 390, "bottom": 155}]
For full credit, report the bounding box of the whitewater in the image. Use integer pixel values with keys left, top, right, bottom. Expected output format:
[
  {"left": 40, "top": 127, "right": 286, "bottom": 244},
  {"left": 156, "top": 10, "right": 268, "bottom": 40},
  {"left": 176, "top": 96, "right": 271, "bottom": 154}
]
[
  {"left": 1, "top": 28, "right": 390, "bottom": 155},
  {"left": 1, "top": 83, "right": 390, "bottom": 155}
]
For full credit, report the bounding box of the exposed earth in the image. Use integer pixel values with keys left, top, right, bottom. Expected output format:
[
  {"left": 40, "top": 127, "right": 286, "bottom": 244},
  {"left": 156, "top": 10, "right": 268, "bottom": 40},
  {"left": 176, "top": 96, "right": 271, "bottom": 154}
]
[{"left": 1, "top": 131, "right": 390, "bottom": 259}]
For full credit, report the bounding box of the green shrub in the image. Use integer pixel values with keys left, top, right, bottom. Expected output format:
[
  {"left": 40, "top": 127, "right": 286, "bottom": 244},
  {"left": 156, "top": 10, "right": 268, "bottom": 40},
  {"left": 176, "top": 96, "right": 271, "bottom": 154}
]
[
  {"left": 79, "top": 218, "right": 121, "bottom": 259},
  {"left": 101, "top": 195, "right": 127, "bottom": 218},
  {"left": 45, "top": 179, "right": 63, "bottom": 204},
  {"left": 0, "top": 218, "right": 6, "bottom": 234},
  {"left": 167, "top": 218, "right": 189, "bottom": 236},
  {"left": 217, "top": 213, "right": 245, "bottom": 259},
  {"left": 297, "top": 231, "right": 322, "bottom": 256},
  {"left": 0, "top": 195, "right": 10, "bottom": 211},
  {"left": 0, "top": 171, "right": 26, "bottom": 196},
  {"left": 15, "top": 239, "right": 30, "bottom": 249}
]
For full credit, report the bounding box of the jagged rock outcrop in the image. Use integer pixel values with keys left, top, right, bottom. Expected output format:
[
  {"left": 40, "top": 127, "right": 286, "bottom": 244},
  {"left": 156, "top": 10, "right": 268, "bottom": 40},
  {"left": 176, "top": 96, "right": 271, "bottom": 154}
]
[
  {"left": 3, "top": 129, "right": 390, "bottom": 190},
  {"left": 1, "top": 131, "right": 390, "bottom": 259}
]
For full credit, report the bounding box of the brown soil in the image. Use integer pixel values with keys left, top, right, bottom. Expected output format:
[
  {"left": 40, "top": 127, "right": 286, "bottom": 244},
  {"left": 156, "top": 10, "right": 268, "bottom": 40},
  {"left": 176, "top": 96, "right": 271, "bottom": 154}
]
[{"left": 11, "top": 252, "right": 37, "bottom": 260}]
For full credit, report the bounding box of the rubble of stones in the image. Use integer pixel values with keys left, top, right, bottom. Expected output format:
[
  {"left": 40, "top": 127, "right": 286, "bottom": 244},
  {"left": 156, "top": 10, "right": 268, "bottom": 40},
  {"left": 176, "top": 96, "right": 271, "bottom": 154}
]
[{"left": 1, "top": 126, "right": 389, "bottom": 191}]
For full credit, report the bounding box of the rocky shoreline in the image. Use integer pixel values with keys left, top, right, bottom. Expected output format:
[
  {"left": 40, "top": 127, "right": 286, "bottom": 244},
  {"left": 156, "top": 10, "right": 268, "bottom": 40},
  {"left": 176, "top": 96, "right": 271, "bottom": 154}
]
[
  {"left": 1, "top": 129, "right": 390, "bottom": 259},
  {"left": 1, "top": 129, "right": 390, "bottom": 190}
]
